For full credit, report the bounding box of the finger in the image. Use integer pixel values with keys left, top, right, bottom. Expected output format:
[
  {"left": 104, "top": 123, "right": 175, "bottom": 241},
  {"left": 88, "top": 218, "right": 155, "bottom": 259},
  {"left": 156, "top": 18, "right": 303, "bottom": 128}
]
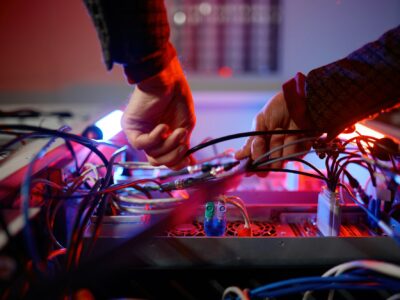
[
  {"left": 146, "top": 128, "right": 188, "bottom": 157},
  {"left": 235, "top": 137, "right": 253, "bottom": 160},
  {"left": 188, "top": 155, "right": 197, "bottom": 165},
  {"left": 146, "top": 144, "right": 188, "bottom": 168},
  {"left": 251, "top": 113, "right": 270, "bottom": 161},
  {"left": 251, "top": 136, "right": 267, "bottom": 161},
  {"left": 282, "top": 135, "right": 301, "bottom": 160},
  {"left": 269, "top": 128, "right": 285, "bottom": 169},
  {"left": 251, "top": 115, "right": 269, "bottom": 176},
  {"left": 251, "top": 136, "right": 269, "bottom": 177},
  {"left": 126, "top": 124, "right": 169, "bottom": 150},
  {"left": 169, "top": 157, "right": 191, "bottom": 171}
]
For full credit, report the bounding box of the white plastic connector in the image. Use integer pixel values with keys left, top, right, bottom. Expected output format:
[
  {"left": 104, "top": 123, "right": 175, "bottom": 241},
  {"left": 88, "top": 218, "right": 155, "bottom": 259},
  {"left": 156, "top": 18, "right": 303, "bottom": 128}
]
[
  {"left": 316, "top": 186, "right": 341, "bottom": 236},
  {"left": 374, "top": 173, "right": 392, "bottom": 202}
]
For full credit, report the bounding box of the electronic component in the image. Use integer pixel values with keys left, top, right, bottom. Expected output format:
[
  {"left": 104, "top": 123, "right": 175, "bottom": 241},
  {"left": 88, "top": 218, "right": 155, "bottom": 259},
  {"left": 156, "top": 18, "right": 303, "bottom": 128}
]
[
  {"left": 1, "top": 116, "right": 400, "bottom": 300},
  {"left": 204, "top": 201, "right": 227, "bottom": 236},
  {"left": 316, "top": 187, "right": 341, "bottom": 236}
]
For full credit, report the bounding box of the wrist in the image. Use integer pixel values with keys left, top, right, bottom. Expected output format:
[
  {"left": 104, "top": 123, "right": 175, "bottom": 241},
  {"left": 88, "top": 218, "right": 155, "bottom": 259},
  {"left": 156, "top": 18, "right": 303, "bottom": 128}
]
[
  {"left": 124, "top": 41, "right": 177, "bottom": 84},
  {"left": 137, "top": 56, "right": 184, "bottom": 96},
  {"left": 282, "top": 72, "right": 313, "bottom": 129}
]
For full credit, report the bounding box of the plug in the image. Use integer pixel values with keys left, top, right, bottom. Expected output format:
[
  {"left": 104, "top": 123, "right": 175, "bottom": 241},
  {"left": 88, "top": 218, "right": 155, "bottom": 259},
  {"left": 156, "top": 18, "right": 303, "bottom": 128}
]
[{"left": 316, "top": 186, "right": 341, "bottom": 236}]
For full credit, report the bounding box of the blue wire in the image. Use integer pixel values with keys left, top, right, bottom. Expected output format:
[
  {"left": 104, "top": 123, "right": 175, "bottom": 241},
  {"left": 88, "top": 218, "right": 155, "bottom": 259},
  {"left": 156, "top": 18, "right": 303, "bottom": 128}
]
[
  {"left": 250, "top": 274, "right": 400, "bottom": 297},
  {"left": 21, "top": 135, "right": 59, "bottom": 267},
  {"left": 257, "top": 282, "right": 400, "bottom": 298},
  {"left": 250, "top": 274, "right": 363, "bottom": 295},
  {"left": 339, "top": 183, "right": 400, "bottom": 247}
]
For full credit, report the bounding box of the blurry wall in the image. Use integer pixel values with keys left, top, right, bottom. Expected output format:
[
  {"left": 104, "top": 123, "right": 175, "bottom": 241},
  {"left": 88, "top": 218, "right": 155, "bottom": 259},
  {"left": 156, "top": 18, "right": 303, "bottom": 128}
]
[
  {"left": 0, "top": 0, "right": 398, "bottom": 92},
  {"left": 0, "top": 0, "right": 124, "bottom": 91},
  {"left": 281, "top": 0, "right": 400, "bottom": 79}
]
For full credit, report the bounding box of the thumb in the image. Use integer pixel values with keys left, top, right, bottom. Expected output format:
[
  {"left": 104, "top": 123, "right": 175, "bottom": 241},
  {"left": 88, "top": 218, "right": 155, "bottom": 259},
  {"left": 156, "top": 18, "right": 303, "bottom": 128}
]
[{"left": 235, "top": 136, "right": 253, "bottom": 160}]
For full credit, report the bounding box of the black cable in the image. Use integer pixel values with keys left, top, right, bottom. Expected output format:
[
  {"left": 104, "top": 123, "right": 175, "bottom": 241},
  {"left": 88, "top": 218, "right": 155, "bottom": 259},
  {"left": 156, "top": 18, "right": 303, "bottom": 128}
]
[
  {"left": 185, "top": 129, "right": 317, "bottom": 156},
  {"left": 87, "top": 193, "right": 111, "bottom": 254},
  {"left": 64, "top": 139, "right": 79, "bottom": 174},
  {"left": 334, "top": 159, "right": 372, "bottom": 184},
  {"left": 77, "top": 150, "right": 93, "bottom": 174},
  {"left": 330, "top": 149, "right": 378, "bottom": 188},
  {"left": 0, "top": 210, "right": 13, "bottom": 245},
  {"left": 21, "top": 134, "right": 60, "bottom": 270},
  {"left": 251, "top": 168, "right": 327, "bottom": 181},
  {"left": 287, "top": 157, "right": 328, "bottom": 180},
  {"left": 342, "top": 135, "right": 379, "bottom": 147},
  {"left": 0, "top": 124, "right": 109, "bottom": 167},
  {"left": 67, "top": 147, "right": 127, "bottom": 268},
  {"left": 0, "top": 109, "right": 72, "bottom": 118},
  {"left": 247, "top": 152, "right": 328, "bottom": 181},
  {"left": 0, "top": 132, "right": 49, "bottom": 152},
  {"left": 67, "top": 179, "right": 103, "bottom": 270},
  {"left": 102, "top": 146, "right": 127, "bottom": 188},
  {"left": 159, "top": 161, "right": 239, "bottom": 179}
]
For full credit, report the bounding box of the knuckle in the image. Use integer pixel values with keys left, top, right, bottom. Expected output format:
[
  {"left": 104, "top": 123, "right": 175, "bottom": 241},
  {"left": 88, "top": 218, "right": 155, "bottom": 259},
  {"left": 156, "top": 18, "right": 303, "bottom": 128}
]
[
  {"left": 244, "top": 137, "right": 253, "bottom": 147},
  {"left": 120, "top": 112, "right": 130, "bottom": 131},
  {"left": 253, "top": 137, "right": 265, "bottom": 147},
  {"left": 255, "top": 113, "right": 264, "bottom": 125},
  {"left": 128, "top": 138, "right": 141, "bottom": 150},
  {"left": 146, "top": 155, "right": 160, "bottom": 166}
]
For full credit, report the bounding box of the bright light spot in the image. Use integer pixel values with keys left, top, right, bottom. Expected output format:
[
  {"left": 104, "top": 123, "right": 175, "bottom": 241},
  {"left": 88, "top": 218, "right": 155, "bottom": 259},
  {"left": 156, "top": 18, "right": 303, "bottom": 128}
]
[
  {"left": 173, "top": 11, "right": 186, "bottom": 25},
  {"left": 339, "top": 123, "right": 385, "bottom": 140},
  {"left": 218, "top": 66, "right": 233, "bottom": 77},
  {"left": 199, "top": 2, "right": 212, "bottom": 15},
  {"left": 95, "top": 109, "right": 123, "bottom": 140}
]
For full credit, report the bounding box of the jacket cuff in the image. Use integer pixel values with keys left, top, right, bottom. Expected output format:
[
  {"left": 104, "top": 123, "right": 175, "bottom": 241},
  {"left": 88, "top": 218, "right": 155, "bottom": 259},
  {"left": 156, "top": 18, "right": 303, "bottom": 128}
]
[
  {"left": 282, "top": 72, "right": 311, "bottom": 130},
  {"left": 124, "top": 42, "right": 177, "bottom": 84}
]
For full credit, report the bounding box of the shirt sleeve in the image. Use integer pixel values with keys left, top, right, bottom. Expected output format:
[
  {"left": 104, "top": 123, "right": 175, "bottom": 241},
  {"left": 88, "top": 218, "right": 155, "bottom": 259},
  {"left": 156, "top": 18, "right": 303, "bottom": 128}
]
[
  {"left": 283, "top": 25, "right": 400, "bottom": 138},
  {"left": 83, "top": 0, "right": 177, "bottom": 83}
]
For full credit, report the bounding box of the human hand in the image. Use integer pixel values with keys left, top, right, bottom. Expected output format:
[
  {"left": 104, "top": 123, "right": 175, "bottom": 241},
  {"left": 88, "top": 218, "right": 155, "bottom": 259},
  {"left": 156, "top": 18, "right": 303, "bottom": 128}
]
[
  {"left": 235, "top": 92, "right": 310, "bottom": 169},
  {"left": 122, "top": 57, "right": 196, "bottom": 170}
]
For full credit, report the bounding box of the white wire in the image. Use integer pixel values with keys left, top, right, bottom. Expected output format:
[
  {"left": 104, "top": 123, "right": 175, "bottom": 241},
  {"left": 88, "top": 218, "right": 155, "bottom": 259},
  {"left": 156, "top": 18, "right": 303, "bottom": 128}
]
[
  {"left": 256, "top": 149, "right": 318, "bottom": 169},
  {"left": 339, "top": 183, "right": 395, "bottom": 238},
  {"left": 387, "top": 293, "right": 400, "bottom": 300},
  {"left": 220, "top": 196, "right": 251, "bottom": 230},
  {"left": 303, "top": 260, "right": 400, "bottom": 300},
  {"left": 116, "top": 194, "right": 186, "bottom": 205},
  {"left": 31, "top": 178, "right": 64, "bottom": 190},
  {"left": 323, "top": 259, "right": 400, "bottom": 300},
  {"left": 114, "top": 161, "right": 168, "bottom": 170},
  {"left": 115, "top": 202, "right": 174, "bottom": 215},
  {"left": 83, "top": 176, "right": 98, "bottom": 185},
  {"left": 196, "top": 149, "right": 235, "bottom": 164},
  {"left": 222, "top": 286, "right": 248, "bottom": 300},
  {"left": 252, "top": 136, "right": 317, "bottom": 167},
  {"left": 82, "top": 162, "right": 100, "bottom": 180}
]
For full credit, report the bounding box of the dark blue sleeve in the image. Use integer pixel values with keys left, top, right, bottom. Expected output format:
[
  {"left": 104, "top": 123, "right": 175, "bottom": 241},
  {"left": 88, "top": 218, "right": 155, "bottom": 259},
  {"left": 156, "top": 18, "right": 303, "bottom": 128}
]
[
  {"left": 305, "top": 25, "right": 400, "bottom": 138},
  {"left": 83, "top": 0, "right": 177, "bottom": 83}
]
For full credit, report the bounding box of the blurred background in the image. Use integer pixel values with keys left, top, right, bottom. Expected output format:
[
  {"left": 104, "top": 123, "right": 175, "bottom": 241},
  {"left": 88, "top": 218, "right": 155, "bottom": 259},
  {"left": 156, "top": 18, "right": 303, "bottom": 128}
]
[{"left": 0, "top": 0, "right": 399, "bottom": 150}]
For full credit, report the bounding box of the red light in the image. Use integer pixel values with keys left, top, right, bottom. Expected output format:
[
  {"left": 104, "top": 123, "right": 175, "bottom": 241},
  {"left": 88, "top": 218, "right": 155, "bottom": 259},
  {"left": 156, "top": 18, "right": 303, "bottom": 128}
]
[
  {"left": 218, "top": 66, "right": 233, "bottom": 78},
  {"left": 339, "top": 123, "right": 384, "bottom": 140}
]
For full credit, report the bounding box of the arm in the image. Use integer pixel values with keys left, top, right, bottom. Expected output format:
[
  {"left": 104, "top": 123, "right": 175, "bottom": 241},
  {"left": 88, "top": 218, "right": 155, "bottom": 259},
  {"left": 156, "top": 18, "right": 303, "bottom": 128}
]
[
  {"left": 288, "top": 25, "right": 400, "bottom": 139},
  {"left": 236, "top": 26, "right": 400, "bottom": 166},
  {"left": 83, "top": 0, "right": 176, "bottom": 81},
  {"left": 84, "top": 0, "right": 195, "bottom": 169}
]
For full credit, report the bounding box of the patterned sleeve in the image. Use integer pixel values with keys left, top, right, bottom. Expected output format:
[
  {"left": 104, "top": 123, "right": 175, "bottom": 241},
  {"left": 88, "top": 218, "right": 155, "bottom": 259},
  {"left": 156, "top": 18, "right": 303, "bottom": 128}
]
[
  {"left": 305, "top": 25, "right": 400, "bottom": 138},
  {"left": 306, "top": 27, "right": 400, "bottom": 136},
  {"left": 83, "top": 0, "right": 177, "bottom": 83}
]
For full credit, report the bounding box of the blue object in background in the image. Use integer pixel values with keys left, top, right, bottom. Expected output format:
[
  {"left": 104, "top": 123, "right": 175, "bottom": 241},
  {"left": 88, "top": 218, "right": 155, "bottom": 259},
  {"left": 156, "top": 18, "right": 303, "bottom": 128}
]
[
  {"left": 204, "top": 201, "right": 227, "bottom": 237},
  {"left": 368, "top": 198, "right": 381, "bottom": 231}
]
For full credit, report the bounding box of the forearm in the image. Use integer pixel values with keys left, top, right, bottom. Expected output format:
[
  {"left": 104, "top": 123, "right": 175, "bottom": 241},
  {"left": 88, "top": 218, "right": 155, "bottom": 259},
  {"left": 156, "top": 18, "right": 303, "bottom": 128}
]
[
  {"left": 83, "top": 0, "right": 176, "bottom": 83},
  {"left": 283, "top": 25, "right": 400, "bottom": 138}
]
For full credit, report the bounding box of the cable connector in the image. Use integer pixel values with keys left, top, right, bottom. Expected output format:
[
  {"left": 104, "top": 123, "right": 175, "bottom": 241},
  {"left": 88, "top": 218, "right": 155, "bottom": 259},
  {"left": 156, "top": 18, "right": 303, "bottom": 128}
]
[
  {"left": 317, "top": 186, "right": 341, "bottom": 236},
  {"left": 204, "top": 201, "right": 226, "bottom": 236}
]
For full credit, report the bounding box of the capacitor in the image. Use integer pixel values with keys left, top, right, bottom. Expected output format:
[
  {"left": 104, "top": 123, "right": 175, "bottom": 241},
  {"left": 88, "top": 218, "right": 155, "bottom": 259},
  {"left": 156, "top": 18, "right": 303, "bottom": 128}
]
[{"left": 204, "top": 201, "right": 226, "bottom": 237}]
